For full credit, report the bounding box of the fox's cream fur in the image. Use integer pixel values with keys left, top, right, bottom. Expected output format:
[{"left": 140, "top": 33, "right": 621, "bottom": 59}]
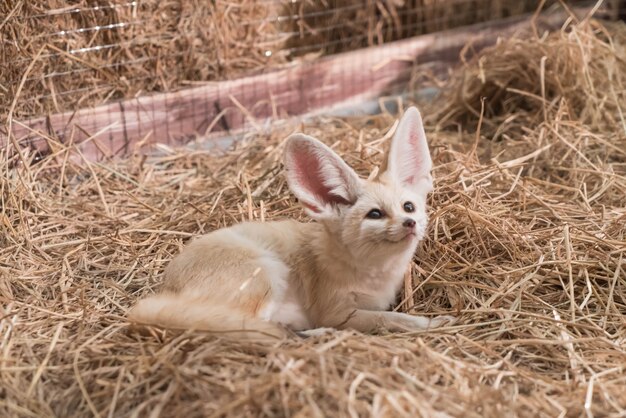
[{"left": 128, "top": 107, "right": 453, "bottom": 340}]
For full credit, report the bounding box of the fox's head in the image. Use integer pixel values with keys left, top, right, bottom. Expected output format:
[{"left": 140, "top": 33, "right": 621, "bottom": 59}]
[{"left": 284, "top": 107, "right": 433, "bottom": 261}]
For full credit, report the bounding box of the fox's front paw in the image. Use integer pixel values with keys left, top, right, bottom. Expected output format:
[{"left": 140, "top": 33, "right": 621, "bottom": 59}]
[
  {"left": 428, "top": 315, "right": 456, "bottom": 328},
  {"left": 296, "top": 327, "right": 336, "bottom": 338}
]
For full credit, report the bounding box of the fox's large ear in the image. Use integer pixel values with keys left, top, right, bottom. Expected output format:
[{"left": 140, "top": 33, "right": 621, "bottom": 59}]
[
  {"left": 284, "top": 134, "right": 361, "bottom": 218},
  {"left": 385, "top": 107, "right": 433, "bottom": 194}
]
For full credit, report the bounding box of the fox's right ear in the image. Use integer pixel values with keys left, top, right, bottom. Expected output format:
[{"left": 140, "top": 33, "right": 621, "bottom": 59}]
[{"left": 284, "top": 134, "right": 361, "bottom": 219}]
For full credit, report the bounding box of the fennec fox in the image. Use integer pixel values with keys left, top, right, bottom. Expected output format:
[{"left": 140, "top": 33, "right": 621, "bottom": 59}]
[{"left": 128, "top": 107, "right": 453, "bottom": 339}]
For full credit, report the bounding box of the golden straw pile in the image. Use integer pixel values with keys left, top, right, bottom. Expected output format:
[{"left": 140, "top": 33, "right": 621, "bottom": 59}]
[{"left": 2, "top": 18, "right": 626, "bottom": 417}]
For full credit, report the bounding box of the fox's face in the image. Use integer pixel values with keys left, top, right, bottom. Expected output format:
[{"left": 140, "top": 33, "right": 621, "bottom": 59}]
[
  {"left": 284, "top": 107, "right": 433, "bottom": 261},
  {"left": 337, "top": 178, "right": 428, "bottom": 258}
]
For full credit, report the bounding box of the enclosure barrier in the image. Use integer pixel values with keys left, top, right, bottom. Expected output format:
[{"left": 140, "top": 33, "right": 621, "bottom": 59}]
[{"left": 1, "top": 0, "right": 620, "bottom": 162}]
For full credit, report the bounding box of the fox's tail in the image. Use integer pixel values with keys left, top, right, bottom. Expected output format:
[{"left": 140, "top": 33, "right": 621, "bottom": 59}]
[{"left": 127, "top": 293, "right": 287, "bottom": 341}]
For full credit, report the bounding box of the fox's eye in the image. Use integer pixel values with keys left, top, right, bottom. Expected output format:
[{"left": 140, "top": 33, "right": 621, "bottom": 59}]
[
  {"left": 403, "top": 202, "right": 415, "bottom": 213},
  {"left": 366, "top": 209, "right": 384, "bottom": 219}
]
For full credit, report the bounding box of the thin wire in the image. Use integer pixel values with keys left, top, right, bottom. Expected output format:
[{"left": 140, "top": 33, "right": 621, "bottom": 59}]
[
  {"left": 10, "top": 37, "right": 169, "bottom": 66},
  {"left": 17, "top": 1, "right": 141, "bottom": 20},
  {"left": 1, "top": 22, "right": 141, "bottom": 48},
  {"left": 36, "top": 21, "right": 143, "bottom": 40}
]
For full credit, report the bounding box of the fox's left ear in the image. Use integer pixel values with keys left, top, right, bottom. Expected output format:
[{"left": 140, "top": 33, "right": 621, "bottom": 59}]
[{"left": 385, "top": 106, "right": 433, "bottom": 194}]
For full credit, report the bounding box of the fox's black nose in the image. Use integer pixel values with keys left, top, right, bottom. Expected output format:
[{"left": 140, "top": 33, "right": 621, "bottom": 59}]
[{"left": 403, "top": 218, "right": 416, "bottom": 228}]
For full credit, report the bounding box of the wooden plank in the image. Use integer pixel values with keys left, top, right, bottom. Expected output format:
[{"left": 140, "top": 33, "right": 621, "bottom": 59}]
[{"left": 2, "top": 9, "right": 584, "bottom": 161}]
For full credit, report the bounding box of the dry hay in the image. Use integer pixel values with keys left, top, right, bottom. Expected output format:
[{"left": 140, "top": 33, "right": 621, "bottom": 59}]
[
  {"left": 2, "top": 18, "right": 626, "bottom": 418},
  {"left": 2, "top": 0, "right": 579, "bottom": 122}
]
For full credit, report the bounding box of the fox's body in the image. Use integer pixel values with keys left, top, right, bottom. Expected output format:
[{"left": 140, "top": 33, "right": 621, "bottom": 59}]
[{"left": 129, "top": 107, "right": 453, "bottom": 339}]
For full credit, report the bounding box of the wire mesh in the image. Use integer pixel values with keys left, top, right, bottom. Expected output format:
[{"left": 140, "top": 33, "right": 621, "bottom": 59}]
[
  {"left": 2, "top": 0, "right": 599, "bottom": 120},
  {"left": 2, "top": 0, "right": 614, "bottom": 159}
]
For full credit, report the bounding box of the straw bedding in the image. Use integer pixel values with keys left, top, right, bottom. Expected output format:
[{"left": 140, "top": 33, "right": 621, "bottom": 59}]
[{"left": 2, "top": 18, "right": 626, "bottom": 417}]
